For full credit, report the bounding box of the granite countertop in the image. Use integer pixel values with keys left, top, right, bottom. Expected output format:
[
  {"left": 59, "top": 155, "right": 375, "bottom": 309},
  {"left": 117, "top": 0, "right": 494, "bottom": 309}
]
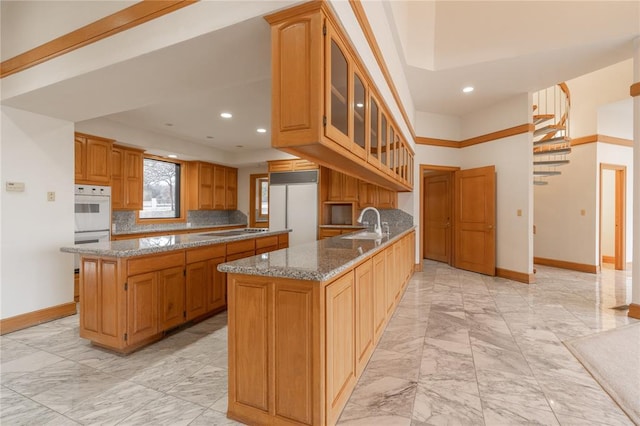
[
  {"left": 318, "top": 224, "right": 366, "bottom": 229},
  {"left": 218, "top": 225, "right": 415, "bottom": 282},
  {"left": 111, "top": 222, "right": 248, "bottom": 236},
  {"left": 61, "top": 229, "right": 291, "bottom": 258}
]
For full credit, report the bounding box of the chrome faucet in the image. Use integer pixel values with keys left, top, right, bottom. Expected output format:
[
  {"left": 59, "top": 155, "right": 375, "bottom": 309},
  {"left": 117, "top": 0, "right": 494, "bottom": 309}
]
[{"left": 357, "top": 207, "right": 382, "bottom": 237}]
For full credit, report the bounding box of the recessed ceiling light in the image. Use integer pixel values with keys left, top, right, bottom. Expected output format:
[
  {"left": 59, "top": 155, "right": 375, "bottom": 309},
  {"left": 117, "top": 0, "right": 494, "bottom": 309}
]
[
  {"left": 462, "top": 86, "right": 474, "bottom": 93},
  {"left": 236, "top": 145, "right": 244, "bottom": 148},
  {"left": 220, "top": 112, "right": 232, "bottom": 118},
  {"left": 206, "top": 135, "right": 214, "bottom": 139},
  {"left": 165, "top": 123, "right": 174, "bottom": 126},
  {"left": 256, "top": 128, "right": 267, "bottom": 133},
  {"left": 167, "top": 154, "right": 177, "bottom": 158}
]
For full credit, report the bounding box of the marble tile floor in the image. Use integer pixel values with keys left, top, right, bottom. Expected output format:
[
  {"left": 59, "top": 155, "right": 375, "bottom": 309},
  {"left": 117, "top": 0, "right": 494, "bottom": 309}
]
[{"left": 1, "top": 261, "right": 637, "bottom": 425}]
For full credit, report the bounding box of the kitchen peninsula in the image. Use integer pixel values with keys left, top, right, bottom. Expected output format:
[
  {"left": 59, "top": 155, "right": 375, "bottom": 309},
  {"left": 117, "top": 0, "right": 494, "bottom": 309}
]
[
  {"left": 219, "top": 225, "right": 416, "bottom": 426},
  {"left": 60, "top": 228, "right": 290, "bottom": 353}
]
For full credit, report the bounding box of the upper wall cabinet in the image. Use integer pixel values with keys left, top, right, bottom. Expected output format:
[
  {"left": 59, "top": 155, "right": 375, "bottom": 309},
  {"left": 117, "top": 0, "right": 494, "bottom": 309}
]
[
  {"left": 265, "top": 1, "right": 413, "bottom": 192},
  {"left": 111, "top": 145, "right": 144, "bottom": 210},
  {"left": 187, "top": 161, "right": 238, "bottom": 211},
  {"left": 75, "top": 133, "right": 113, "bottom": 185}
]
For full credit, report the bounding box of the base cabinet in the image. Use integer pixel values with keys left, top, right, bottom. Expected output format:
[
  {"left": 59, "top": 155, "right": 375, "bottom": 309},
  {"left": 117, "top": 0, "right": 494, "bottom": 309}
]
[
  {"left": 78, "top": 234, "right": 286, "bottom": 353},
  {"left": 227, "top": 230, "right": 415, "bottom": 426}
]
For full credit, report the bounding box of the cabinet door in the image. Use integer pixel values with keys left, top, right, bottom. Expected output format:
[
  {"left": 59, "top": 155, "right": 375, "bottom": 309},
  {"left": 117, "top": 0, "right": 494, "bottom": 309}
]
[
  {"left": 127, "top": 272, "right": 159, "bottom": 345},
  {"left": 325, "top": 26, "right": 350, "bottom": 148},
  {"left": 351, "top": 70, "right": 367, "bottom": 160},
  {"left": 207, "top": 256, "right": 226, "bottom": 312},
  {"left": 186, "top": 262, "right": 208, "bottom": 320},
  {"left": 385, "top": 246, "right": 396, "bottom": 314},
  {"left": 213, "top": 166, "right": 226, "bottom": 210},
  {"left": 75, "top": 136, "right": 86, "bottom": 182},
  {"left": 225, "top": 168, "right": 238, "bottom": 210},
  {"left": 368, "top": 95, "right": 381, "bottom": 168},
  {"left": 377, "top": 187, "right": 397, "bottom": 209},
  {"left": 199, "top": 163, "right": 214, "bottom": 210},
  {"left": 111, "top": 148, "right": 124, "bottom": 209},
  {"left": 123, "top": 150, "right": 143, "bottom": 210},
  {"left": 85, "top": 138, "right": 112, "bottom": 184},
  {"left": 372, "top": 251, "right": 386, "bottom": 342},
  {"left": 358, "top": 182, "right": 376, "bottom": 209},
  {"left": 325, "top": 271, "right": 356, "bottom": 425},
  {"left": 355, "top": 260, "right": 374, "bottom": 376},
  {"left": 158, "top": 266, "right": 186, "bottom": 331},
  {"left": 343, "top": 174, "right": 359, "bottom": 201}
]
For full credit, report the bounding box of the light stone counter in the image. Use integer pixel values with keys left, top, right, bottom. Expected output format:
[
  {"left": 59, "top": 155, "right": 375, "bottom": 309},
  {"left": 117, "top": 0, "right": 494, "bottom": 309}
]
[
  {"left": 218, "top": 225, "right": 415, "bottom": 282},
  {"left": 60, "top": 229, "right": 291, "bottom": 258}
]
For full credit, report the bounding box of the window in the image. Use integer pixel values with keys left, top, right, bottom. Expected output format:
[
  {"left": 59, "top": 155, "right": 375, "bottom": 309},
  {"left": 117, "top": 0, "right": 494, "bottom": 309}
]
[
  {"left": 139, "top": 157, "right": 181, "bottom": 219},
  {"left": 249, "top": 174, "right": 269, "bottom": 227}
]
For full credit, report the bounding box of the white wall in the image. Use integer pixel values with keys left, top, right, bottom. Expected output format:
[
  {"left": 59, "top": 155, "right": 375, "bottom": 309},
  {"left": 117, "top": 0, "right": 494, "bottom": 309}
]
[
  {"left": 597, "top": 142, "right": 634, "bottom": 263},
  {"left": 1, "top": 106, "right": 75, "bottom": 319},
  {"left": 601, "top": 169, "right": 615, "bottom": 258},
  {"left": 567, "top": 59, "right": 633, "bottom": 138},
  {"left": 413, "top": 94, "right": 533, "bottom": 275},
  {"left": 414, "top": 111, "right": 461, "bottom": 141},
  {"left": 534, "top": 143, "right": 598, "bottom": 265}
]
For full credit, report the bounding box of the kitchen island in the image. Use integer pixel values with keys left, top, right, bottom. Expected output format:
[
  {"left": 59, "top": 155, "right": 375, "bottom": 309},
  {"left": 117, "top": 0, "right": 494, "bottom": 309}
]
[
  {"left": 60, "top": 228, "right": 290, "bottom": 353},
  {"left": 218, "top": 225, "right": 416, "bottom": 426}
]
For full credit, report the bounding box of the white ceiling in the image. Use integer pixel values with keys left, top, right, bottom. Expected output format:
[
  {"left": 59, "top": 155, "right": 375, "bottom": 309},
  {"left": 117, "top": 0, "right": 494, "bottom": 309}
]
[{"left": 2, "top": 1, "right": 639, "bottom": 163}]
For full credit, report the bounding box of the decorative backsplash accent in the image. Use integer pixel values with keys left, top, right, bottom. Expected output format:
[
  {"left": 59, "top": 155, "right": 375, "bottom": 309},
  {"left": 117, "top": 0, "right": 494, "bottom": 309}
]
[
  {"left": 112, "top": 210, "right": 248, "bottom": 234},
  {"left": 357, "top": 208, "right": 413, "bottom": 229}
]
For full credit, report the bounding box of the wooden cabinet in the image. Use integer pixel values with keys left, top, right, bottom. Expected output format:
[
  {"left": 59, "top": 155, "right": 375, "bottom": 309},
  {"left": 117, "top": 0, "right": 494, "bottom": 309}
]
[
  {"left": 225, "top": 167, "right": 238, "bottom": 210},
  {"left": 187, "top": 162, "right": 238, "bottom": 211},
  {"left": 325, "top": 271, "right": 356, "bottom": 426},
  {"left": 227, "top": 230, "right": 416, "bottom": 426},
  {"left": 158, "top": 266, "right": 186, "bottom": 331},
  {"left": 186, "top": 244, "right": 227, "bottom": 318},
  {"left": 127, "top": 271, "right": 159, "bottom": 345},
  {"left": 266, "top": 2, "right": 413, "bottom": 192},
  {"left": 328, "top": 169, "right": 358, "bottom": 201},
  {"left": 358, "top": 181, "right": 377, "bottom": 209},
  {"left": 355, "top": 260, "right": 374, "bottom": 376},
  {"left": 111, "top": 145, "right": 143, "bottom": 210},
  {"left": 268, "top": 158, "right": 318, "bottom": 172},
  {"left": 75, "top": 133, "right": 113, "bottom": 185},
  {"left": 377, "top": 186, "right": 397, "bottom": 209},
  {"left": 318, "top": 227, "right": 364, "bottom": 240}
]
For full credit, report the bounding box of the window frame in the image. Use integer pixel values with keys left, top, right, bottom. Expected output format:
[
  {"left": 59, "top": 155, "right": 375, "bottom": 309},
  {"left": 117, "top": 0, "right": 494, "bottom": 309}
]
[
  {"left": 136, "top": 154, "right": 186, "bottom": 224},
  {"left": 249, "top": 173, "right": 269, "bottom": 228}
]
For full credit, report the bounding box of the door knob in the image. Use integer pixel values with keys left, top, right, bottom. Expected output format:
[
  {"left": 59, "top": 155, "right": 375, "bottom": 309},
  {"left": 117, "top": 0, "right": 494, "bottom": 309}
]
[{"left": 487, "top": 225, "right": 493, "bottom": 230}]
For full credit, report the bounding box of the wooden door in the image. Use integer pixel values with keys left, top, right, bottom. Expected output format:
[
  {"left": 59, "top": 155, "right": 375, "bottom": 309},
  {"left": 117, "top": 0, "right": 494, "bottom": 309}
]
[
  {"left": 111, "top": 148, "right": 124, "bottom": 209},
  {"left": 226, "top": 168, "right": 238, "bottom": 210},
  {"left": 186, "top": 262, "right": 207, "bottom": 320},
  {"left": 127, "top": 272, "right": 159, "bottom": 345},
  {"left": 158, "top": 266, "right": 186, "bottom": 331},
  {"left": 207, "top": 256, "right": 226, "bottom": 312},
  {"left": 453, "top": 166, "right": 496, "bottom": 276},
  {"left": 213, "top": 166, "right": 226, "bottom": 209},
  {"left": 123, "top": 150, "right": 143, "bottom": 210},
  {"left": 325, "top": 271, "right": 356, "bottom": 425},
  {"left": 85, "top": 138, "right": 112, "bottom": 184},
  {"left": 355, "top": 260, "right": 374, "bottom": 376},
  {"left": 423, "top": 173, "right": 451, "bottom": 263}
]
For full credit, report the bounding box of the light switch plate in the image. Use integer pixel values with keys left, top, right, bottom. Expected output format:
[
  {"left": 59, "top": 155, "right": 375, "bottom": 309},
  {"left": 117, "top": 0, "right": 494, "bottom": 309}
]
[{"left": 47, "top": 191, "right": 55, "bottom": 201}]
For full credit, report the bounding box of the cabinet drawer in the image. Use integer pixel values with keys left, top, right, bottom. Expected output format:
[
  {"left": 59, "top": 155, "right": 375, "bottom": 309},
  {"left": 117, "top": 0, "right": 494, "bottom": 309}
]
[
  {"left": 277, "top": 233, "right": 289, "bottom": 248},
  {"left": 227, "top": 239, "right": 256, "bottom": 255},
  {"left": 256, "top": 246, "right": 278, "bottom": 255},
  {"left": 186, "top": 244, "right": 226, "bottom": 264},
  {"left": 255, "top": 236, "right": 278, "bottom": 250},
  {"left": 226, "top": 250, "right": 255, "bottom": 261},
  {"left": 128, "top": 252, "right": 184, "bottom": 276}
]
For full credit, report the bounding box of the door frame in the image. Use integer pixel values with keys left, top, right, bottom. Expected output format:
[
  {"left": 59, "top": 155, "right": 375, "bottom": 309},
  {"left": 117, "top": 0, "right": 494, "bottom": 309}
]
[
  {"left": 249, "top": 173, "right": 269, "bottom": 228},
  {"left": 419, "top": 164, "right": 460, "bottom": 265},
  {"left": 599, "top": 164, "right": 626, "bottom": 270}
]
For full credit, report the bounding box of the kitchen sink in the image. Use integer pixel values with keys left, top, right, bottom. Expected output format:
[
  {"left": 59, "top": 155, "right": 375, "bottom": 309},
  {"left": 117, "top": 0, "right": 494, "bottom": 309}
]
[{"left": 341, "top": 231, "right": 384, "bottom": 240}]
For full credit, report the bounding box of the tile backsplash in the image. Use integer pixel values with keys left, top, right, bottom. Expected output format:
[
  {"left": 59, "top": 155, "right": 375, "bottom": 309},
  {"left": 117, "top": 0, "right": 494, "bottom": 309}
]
[{"left": 112, "top": 210, "right": 247, "bottom": 234}]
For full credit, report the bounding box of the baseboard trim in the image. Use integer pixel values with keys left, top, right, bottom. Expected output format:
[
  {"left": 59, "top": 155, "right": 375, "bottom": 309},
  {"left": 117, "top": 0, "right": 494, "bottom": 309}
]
[
  {"left": 496, "top": 268, "right": 535, "bottom": 284},
  {"left": 414, "top": 263, "right": 423, "bottom": 272},
  {"left": 0, "top": 302, "right": 77, "bottom": 335},
  {"left": 628, "top": 303, "right": 640, "bottom": 320},
  {"left": 602, "top": 255, "right": 615, "bottom": 264},
  {"left": 534, "top": 257, "right": 599, "bottom": 274}
]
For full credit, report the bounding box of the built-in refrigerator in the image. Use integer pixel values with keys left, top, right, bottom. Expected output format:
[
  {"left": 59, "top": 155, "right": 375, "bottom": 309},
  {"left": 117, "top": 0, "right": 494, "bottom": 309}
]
[{"left": 269, "top": 170, "right": 318, "bottom": 247}]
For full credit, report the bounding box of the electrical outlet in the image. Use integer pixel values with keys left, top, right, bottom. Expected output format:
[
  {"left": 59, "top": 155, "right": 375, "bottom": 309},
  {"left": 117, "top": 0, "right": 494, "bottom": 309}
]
[
  {"left": 580, "top": 209, "right": 586, "bottom": 216},
  {"left": 47, "top": 191, "right": 55, "bottom": 202},
  {"left": 517, "top": 209, "right": 522, "bottom": 217}
]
